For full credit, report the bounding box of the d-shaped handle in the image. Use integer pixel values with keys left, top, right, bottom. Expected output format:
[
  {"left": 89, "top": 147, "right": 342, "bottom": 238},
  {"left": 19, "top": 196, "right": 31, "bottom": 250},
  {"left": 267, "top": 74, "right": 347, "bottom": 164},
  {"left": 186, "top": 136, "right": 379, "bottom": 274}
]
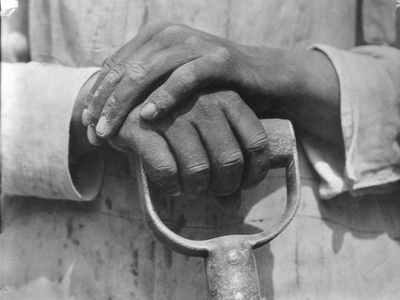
[{"left": 137, "top": 119, "right": 300, "bottom": 299}]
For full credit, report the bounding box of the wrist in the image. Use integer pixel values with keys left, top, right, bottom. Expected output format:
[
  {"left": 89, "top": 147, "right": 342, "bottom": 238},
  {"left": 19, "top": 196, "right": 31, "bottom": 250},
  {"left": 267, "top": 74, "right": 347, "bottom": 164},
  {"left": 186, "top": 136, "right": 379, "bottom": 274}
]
[
  {"left": 244, "top": 46, "right": 335, "bottom": 109},
  {"left": 275, "top": 49, "right": 340, "bottom": 120},
  {"left": 244, "top": 46, "right": 341, "bottom": 146},
  {"left": 240, "top": 47, "right": 295, "bottom": 114},
  {"left": 278, "top": 48, "right": 342, "bottom": 145}
]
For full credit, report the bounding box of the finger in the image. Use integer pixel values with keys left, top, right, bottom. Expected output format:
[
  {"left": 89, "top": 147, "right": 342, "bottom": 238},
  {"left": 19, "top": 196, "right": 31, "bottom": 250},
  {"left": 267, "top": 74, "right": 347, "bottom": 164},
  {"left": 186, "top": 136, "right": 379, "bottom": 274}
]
[
  {"left": 140, "top": 58, "right": 217, "bottom": 121},
  {"left": 219, "top": 91, "right": 270, "bottom": 189},
  {"left": 83, "top": 20, "right": 171, "bottom": 126},
  {"left": 118, "top": 108, "right": 182, "bottom": 196},
  {"left": 193, "top": 98, "right": 244, "bottom": 196},
  {"left": 87, "top": 125, "right": 104, "bottom": 146},
  {"left": 95, "top": 46, "right": 203, "bottom": 138},
  {"left": 159, "top": 118, "right": 210, "bottom": 198}
]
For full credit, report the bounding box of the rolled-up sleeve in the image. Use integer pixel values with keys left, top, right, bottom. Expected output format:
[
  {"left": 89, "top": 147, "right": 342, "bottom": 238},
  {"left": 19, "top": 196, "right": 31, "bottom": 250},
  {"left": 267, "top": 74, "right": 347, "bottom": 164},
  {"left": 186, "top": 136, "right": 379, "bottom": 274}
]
[
  {"left": 303, "top": 44, "right": 400, "bottom": 199},
  {"left": 1, "top": 62, "right": 103, "bottom": 201}
]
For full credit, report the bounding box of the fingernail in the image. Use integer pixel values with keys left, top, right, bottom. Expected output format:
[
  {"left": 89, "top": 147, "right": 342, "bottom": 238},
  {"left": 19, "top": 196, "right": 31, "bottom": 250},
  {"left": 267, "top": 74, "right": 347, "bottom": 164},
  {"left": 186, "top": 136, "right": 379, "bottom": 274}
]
[
  {"left": 96, "top": 116, "right": 108, "bottom": 136},
  {"left": 140, "top": 103, "right": 158, "bottom": 120},
  {"left": 88, "top": 126, "right": 104, "bottom": 146},
  {"left": 82, "top": 109, "right": 90, "bottom": 126}
]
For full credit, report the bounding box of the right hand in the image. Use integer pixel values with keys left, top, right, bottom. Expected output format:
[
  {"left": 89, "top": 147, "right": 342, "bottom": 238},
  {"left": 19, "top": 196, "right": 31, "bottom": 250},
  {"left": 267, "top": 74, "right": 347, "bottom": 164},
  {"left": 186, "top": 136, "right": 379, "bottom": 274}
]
[
  {"left": 82, "top": 21, "right": 278, "bottom": 144},
  {"left": 110, "top": 90, "right": 270, "bottom": 198}
]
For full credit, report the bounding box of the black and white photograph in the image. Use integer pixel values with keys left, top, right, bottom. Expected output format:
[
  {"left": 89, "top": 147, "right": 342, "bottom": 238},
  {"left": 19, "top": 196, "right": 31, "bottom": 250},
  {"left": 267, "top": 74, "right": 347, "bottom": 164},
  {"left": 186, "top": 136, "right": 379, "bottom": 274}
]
[{"left": 1, "top": 0, "right": 400, "bottom": 299}]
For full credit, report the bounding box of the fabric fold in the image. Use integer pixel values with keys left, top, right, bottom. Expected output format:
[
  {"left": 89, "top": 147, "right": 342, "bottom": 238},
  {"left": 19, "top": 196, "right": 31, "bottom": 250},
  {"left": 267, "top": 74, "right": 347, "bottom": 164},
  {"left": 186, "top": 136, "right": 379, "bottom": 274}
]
[
  {"left": 303, "top": 44, "right": 400, "bottom": 198},
  {"left": 1, "top": 62, "right": 103, "bottom": 201}
]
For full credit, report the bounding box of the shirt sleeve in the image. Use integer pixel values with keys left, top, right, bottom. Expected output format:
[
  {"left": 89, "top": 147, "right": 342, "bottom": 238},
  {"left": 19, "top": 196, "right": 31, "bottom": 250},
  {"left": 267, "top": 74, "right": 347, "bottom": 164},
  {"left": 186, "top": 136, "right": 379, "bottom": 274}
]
[
  {"left": 301, "top": 44, "right": 400, "bottom": 199},
  {"left": 1, "top": 62, "right": 103, "bottom": 201}
]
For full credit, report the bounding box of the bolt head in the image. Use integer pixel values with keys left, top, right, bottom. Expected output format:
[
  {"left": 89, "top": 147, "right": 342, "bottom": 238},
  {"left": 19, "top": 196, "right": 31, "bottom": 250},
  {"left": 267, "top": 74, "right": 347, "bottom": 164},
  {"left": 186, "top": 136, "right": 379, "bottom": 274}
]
[{"left": 227, "top": 249, "right": 241, "bottom": 265}]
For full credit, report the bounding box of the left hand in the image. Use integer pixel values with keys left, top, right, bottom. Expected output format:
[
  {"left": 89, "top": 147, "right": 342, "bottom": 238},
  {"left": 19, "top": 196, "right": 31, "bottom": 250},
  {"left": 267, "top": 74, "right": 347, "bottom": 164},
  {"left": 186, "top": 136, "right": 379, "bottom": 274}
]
[
  {"left": 109, "top": 90, "right": 270, "bottom": 198},
  {"left": 83, "top": 21, "right": 265, "bottom": 142}
]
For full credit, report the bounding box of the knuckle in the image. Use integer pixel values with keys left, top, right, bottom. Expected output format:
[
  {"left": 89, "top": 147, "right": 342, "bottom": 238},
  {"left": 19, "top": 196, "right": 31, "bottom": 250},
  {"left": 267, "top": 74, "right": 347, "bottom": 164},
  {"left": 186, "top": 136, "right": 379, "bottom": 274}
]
[
  {"left": 151, "top": 162, "right": 178, "bottom": 179},
  {"left": 103, "top": 57, "right": 116, "bottom": 69},
  {"left": 127, "top": 62, "right": 147, "bottom": 80},
  {"left": 242, "top": 133, "right": 270, "bottom": 188},
  {"left": 222, "top": 90, "right": 239, "bottom": 99},
  {"left": 248, "top": 133, "right": 269, "bottom": 155},
  {"left": 106, "top": 95, "right": 119, "bottom": 110},
  {"left": 211, "top": 46, "right": 232, "bottom": 64},
  {"left": 139, "top": 20, "right": 170, "bottom": 41},
  {"left": 184, "top": 162, "right": 210, "bottom": 178},
  {"left": 196, "top": 94, "right": 211, "bottom": 107},
  {"left": 161, "top": 24, "right": 183, "bottom": 36},
  {"left": 217, "top": 90, "right": 240, "bottom": 106},
  {"left": 184, "top": 35, "right": 203, "bottom": 46},
  {"left": 149, "top": 164, "right": 179, "bottom": 189},
  {"left": 244, "top": 161, "right": 269, "bottom": 187},
  {"left": 158, "top": 20, "right": 172, "bottom": 28},
  {"left": 105, "top": 64, "right": 125, "bottom": 86},
  {"left": 103, "top": 49, "right": 119, "bottom": 67},
  {"left": 146, "top": 20, "right": 171, "bottom": 31},
  {"left": 218, "top": 151, "right": 244, "bottom": 168}
]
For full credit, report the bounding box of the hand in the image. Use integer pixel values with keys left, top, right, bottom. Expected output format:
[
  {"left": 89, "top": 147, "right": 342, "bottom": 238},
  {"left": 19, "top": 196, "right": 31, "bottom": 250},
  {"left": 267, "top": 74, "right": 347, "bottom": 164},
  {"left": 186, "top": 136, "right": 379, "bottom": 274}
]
[
  {"left": 83, "top": 21, "right": 342, "bottom": 152},
  {"left": 110, "top": 90, "right": 270, "bottom": 198},
  {"left": 83, "top": 21, "right": 269, "bottom": 142}
]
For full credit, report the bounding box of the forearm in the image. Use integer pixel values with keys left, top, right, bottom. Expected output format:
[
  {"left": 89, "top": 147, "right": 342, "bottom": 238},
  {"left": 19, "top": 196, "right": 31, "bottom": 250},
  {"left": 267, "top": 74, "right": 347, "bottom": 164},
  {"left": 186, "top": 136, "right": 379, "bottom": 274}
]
[
  {"left": 243, "top": 47, "right": 343, "bottom": 149},
  {"left": 81, "top": 23, "right": 343, "bottom": 148}
]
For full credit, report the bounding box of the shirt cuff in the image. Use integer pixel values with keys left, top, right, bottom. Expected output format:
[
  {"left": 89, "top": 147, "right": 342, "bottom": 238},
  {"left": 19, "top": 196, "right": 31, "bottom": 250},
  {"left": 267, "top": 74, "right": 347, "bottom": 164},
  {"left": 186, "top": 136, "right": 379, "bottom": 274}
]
[
  {"left": 1, "top": 62, "right": 103, "bottom": 201},
  {"left": 303, "top": 44, "right": 400, "bottom": 199}
]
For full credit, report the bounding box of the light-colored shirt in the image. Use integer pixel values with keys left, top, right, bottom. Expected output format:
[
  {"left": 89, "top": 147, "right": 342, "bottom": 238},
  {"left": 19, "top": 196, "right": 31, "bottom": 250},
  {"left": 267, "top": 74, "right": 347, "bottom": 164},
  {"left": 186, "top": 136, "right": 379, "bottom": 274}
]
[
  {"left": 2, "top": 0, "right": 400, "bottom": 200},
  {"left": 1, "top": 1, "right": 400, "bottom": 299}
]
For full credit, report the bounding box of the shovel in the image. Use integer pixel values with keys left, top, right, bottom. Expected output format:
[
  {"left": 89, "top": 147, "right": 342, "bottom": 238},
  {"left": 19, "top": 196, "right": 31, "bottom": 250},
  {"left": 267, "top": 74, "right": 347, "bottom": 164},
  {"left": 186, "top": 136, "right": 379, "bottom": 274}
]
[{"left": 137, "top": 119, "right": 300, "bottom": 300}]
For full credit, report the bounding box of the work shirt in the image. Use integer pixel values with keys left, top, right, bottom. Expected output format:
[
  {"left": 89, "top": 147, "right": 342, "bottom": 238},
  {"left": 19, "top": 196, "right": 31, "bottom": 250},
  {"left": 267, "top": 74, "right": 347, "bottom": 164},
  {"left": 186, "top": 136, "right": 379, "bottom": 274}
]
[{"left": 1, "top": 0, "right": 400, "bottom": 299}]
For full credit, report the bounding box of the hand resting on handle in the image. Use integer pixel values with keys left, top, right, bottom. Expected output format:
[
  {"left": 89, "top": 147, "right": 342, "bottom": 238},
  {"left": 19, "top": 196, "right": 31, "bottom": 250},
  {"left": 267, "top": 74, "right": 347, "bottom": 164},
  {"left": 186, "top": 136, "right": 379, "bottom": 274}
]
[{"left": 108, "top": 90, "right": 270, "bottom": 198}]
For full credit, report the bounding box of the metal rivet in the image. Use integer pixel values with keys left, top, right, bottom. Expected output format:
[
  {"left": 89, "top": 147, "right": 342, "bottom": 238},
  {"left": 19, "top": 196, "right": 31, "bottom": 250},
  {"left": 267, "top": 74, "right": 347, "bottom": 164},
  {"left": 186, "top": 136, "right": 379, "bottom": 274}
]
[{"left": 227, "top": 249, "right": 241, "bottom": 265}]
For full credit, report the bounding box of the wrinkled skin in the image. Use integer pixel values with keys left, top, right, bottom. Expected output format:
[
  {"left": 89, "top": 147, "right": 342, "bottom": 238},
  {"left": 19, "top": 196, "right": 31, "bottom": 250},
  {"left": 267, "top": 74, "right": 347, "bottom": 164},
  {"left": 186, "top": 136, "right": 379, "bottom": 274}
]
[
  {"left": 82, "top": 21, "right": 342, "bottom": 198},
  {"left": 109, "top": 90, "right": 270, "bottom": 198},
  {"left": 83, "top": 21, "right": 266, "bottom": 138}
]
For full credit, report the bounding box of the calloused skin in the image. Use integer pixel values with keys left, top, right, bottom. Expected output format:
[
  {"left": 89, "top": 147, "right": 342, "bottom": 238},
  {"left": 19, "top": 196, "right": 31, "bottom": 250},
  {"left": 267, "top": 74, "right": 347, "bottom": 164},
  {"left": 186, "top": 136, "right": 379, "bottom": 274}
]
[
  {"left": 77, "top": 21, "right": 343, "bottom": 198},
  {"left": 110, "top": 90, "right": 270, "bottom": 198},
  {"left": 74, "top": 82, "right": 270, "bottom": 198}
]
